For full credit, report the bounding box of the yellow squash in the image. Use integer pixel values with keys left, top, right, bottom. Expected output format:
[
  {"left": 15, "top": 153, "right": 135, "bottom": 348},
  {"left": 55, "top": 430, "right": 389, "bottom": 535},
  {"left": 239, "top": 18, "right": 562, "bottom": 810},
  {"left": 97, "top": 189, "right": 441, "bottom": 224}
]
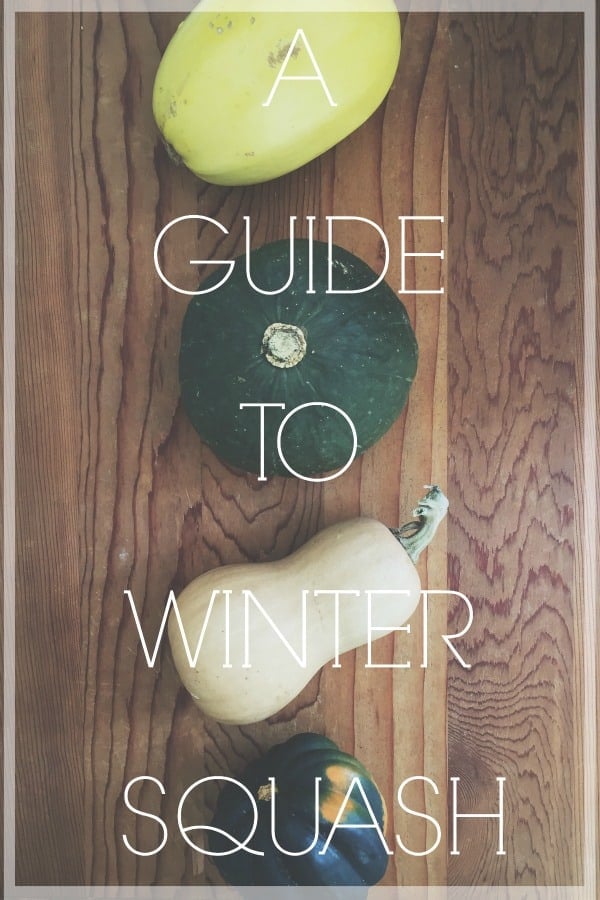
[
  {"left": 169, "top": 486, "right": 448, "bottom": 724},
  {"left": 152, "top": 0, "right": 401, "bottom": 185}
]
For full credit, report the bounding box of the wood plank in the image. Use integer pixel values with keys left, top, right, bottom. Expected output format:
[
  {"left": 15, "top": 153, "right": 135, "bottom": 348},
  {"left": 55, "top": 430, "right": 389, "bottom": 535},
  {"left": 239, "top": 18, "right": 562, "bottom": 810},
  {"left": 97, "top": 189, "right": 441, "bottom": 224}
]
[
  {"left": 14, "top": 9, "right": 449, "bottom": 887},
  {"left": 447, "top": 12, "right": 584, "bottom": 885},
  {"left": 14, "top": 12, "right": 86, "bottom": 885}
]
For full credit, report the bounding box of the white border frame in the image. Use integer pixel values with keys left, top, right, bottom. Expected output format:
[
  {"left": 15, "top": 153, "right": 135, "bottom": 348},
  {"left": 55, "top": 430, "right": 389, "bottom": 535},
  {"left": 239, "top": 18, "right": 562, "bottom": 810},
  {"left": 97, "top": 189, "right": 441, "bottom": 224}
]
[{"left": 3, "top": 1, "right": 597, "bottom": 897}]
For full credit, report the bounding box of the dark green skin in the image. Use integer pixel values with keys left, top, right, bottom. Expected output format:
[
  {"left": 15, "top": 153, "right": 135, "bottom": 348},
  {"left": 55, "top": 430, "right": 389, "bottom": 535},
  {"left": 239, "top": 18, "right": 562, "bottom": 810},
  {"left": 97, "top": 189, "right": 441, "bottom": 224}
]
[
  {"left": 179, "top": 239, "right": 418, "bottom": 478},
  {"left": 208, "top": 732, "right": 388, "bottom": 887}
]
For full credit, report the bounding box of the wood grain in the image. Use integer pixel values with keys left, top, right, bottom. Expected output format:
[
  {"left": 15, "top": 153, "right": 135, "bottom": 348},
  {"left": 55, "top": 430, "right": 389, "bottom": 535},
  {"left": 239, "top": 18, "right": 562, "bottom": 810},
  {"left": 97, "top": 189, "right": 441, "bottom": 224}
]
[
  {"left": 10, "top": 6, "right": 587, "bottom": 892},
  {"left": 14, "top": 9, "right": 449, "bottom": 887},
  {"left": 14, "top": 12, "right": 86, "bottom": 885},
  {"left": 447, "top": 13, "right": 584, "bottom": 886}
]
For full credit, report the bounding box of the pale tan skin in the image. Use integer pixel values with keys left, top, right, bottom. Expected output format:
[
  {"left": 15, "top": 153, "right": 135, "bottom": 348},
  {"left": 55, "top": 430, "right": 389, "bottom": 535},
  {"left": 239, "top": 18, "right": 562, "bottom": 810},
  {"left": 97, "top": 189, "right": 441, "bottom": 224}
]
[{"left": 168, "top": 486, "right": 448, "bottom": 725}]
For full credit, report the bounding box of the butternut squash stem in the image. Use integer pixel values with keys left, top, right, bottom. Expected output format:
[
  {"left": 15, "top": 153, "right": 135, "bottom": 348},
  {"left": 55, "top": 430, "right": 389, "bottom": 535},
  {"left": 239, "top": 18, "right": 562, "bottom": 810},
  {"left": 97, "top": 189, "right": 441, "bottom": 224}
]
[{"left": 391, "top": 484, "right": 449, "bottom": 564}]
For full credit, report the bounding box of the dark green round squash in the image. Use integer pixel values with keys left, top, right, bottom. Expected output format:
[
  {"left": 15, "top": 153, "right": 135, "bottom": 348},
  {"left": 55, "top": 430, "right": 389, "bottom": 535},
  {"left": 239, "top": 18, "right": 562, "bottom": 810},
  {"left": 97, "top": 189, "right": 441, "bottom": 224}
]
[
  {"left": 208, "top": 732, "right": 389, "bottom": 887},
  {"left": 179, "top": 239, "right": 418, "bottom": 478}
]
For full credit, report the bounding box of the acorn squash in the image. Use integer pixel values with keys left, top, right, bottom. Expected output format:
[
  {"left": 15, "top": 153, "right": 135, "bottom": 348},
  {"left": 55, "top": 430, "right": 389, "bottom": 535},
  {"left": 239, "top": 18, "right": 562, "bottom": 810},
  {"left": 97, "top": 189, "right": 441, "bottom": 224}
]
[
  {"left": 179, "top": 239, "right": 418, "bottom": 479},
  {"left": 208, "top": 732, "right": 389, "bottom": 886},
  {"left": 152, "top": 1, "right": 401, "bottom": 185}
]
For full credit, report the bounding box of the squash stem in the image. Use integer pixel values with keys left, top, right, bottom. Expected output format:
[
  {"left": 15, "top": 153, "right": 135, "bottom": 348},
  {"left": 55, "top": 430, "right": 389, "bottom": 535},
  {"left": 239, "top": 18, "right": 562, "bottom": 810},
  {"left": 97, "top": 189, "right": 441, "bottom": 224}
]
[
  {"left": 162, "top": 136, "right": 183, "bottom": 167},
  {"left": 391, "top": 485, "right": 449, "bottom": 564},
  {"left": 262, "top": 322, "right": 307, "bottom": 368}
]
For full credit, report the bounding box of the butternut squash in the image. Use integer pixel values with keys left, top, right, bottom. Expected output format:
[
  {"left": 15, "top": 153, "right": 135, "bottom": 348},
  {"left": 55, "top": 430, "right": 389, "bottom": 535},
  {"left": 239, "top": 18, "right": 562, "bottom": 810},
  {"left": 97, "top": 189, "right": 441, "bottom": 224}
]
[{"left": 168, "top": 486, "right": 448, "bottom": 724}]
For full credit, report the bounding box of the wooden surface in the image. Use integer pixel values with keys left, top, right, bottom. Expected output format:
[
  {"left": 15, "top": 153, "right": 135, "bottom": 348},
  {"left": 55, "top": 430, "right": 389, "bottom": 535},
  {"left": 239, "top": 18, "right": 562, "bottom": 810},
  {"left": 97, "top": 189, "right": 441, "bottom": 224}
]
[
  {"left": 11, "top": 8, "right": 587, "bottom": 890},
  {"left": 447, "top": 14, "right": 585, "bottom": 886}
]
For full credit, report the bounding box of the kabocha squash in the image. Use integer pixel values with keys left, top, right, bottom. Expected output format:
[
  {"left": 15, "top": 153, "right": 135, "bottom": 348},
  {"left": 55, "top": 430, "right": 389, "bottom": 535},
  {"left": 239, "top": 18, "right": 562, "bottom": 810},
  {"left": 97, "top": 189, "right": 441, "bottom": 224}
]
[
  {"left": 168, "top": 485, "right": 448, "bottom": 724},
  {"left": 208, "top": 732, "right": 389, "bottom": 886},
  {"left": 153, "top": 1, "right": 401, "bottom": 185},
  {"left": 179, "top": 239, "right": 418, "bottom": 478}
]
